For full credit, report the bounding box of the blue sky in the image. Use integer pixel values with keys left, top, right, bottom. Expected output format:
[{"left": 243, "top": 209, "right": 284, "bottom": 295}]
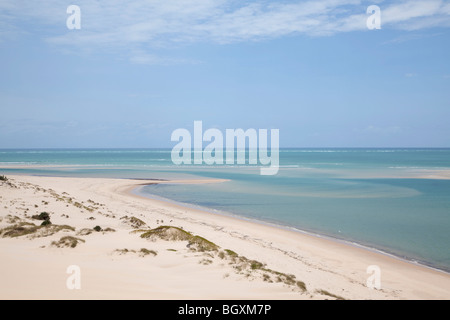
[{"left": 0, "top": 0, "right": 449, "bottom": 148}]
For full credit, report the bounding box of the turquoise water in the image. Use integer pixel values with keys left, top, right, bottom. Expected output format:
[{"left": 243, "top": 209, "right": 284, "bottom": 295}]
[{"left": 1, "top": 148, "right": 450, "bottom": 271}]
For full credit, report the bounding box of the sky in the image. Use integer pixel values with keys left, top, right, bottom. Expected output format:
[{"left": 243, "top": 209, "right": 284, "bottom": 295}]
[{"left": 0, "top": 0, "right": 449, "bottom": 148}]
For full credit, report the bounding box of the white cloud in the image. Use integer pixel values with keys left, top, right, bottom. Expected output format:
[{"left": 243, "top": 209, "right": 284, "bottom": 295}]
[
  {"left": 383, "top": 0, "right": 450, "bottom": 30},
  {"left": 383, "top": 0, "right": 443, "bottom": 24},
  {"left": 1, "top": 0, "right": 450, "bottom": 62}
]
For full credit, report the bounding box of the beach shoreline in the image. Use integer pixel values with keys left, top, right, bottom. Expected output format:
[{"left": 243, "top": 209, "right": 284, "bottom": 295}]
[
  {"left": 0, "top": 174, "right": 449, "bottom": 300},
  {"left": 131, "top": 182, "right": 450, "bottom": 275}
]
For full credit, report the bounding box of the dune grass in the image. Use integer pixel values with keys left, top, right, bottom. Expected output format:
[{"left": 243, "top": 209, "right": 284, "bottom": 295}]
[
  {"left": 139, "top": 226, "right": 219, "bottom": 252},
  {"left": 134, "top": 225, "right": 309, "bottom": 294},
  {"left": 51, "top": 236, "right": 85, "bottom": 248},
  {"left": 120, "top": 216, "right": 146, "bottom": 229},
  {"left": 0, "top": 222, "right": 75, "bottom": 239},
  {"left": 316, "top": 289, "right": 345, "bottom": 300}
]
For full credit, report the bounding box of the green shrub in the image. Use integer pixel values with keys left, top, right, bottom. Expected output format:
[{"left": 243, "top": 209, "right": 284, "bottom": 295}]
[
  {"left": 0, "top": 175, "right": 7, "bottom": 181},
  {"left": 41, "top": 220, "right": 52, "bottom": 226},
  {"left": 93, "top": 226, "right": 102, "bottom": 232},
  {"left": 32, "top": 212, "right": 50, "bottom": 221}
]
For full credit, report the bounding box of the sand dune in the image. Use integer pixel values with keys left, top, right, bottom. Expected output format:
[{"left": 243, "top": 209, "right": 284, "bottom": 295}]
[{"left": 0, "top": 175, "right": 449, "bottom": 300}]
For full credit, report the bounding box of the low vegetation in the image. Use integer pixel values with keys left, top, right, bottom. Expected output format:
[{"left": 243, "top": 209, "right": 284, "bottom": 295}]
[
  {"left": 31, "top": 212, "right": 52, "bottom": 226},
  {"left": 140, "top": 226, "right": 192, "bottom": 241},
  {"left": 139, "top": 226, "right": 219, "bottom": 252},
  {"left": 0, "top": 222, "right": 75, "bottom": 239},
  {"left": 40, "top": 220, "right": 52, "bottom": 226},
  {"left": 0, "top": 222, "right": 40, "bottom": 238},
  {"left": 4, "top": 215, "right": 21, "bottom": 224},
  {"left": 77, "top": 228, "right": 93, "bottom": 236},
  {"left": 0, "top": 175, "right": 8, "bottom": 181},
  {"left": 114, "top": 248, "right": 157, "bottom": 257},
  {"left": 199, "top": 258, "right": 213, "bottom": 265},
  {"left": 51, "top": 236, "right": 85, "bottom": 248},
  {"left": 134, "top": 225, "right": 308, "bottom": 294},
  {"left": 32, "top": 212, "right": 50, "bottom": 221},
  {"left": 224, "top": 249, "right": 238, "bottom": 257},
  {"left": 120, "top": 216, "right": 147, "bottom": 229},
  {"left": 316, "top": 289, "right": 345, "bottom": 300},
  {"left": 139, "top": 248, "right": 157, "bottom": 256}
]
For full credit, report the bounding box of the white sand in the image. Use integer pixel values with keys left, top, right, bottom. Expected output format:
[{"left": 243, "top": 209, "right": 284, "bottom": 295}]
[{"left": 0, "top": 175, "right": 449, "bottom": 300}]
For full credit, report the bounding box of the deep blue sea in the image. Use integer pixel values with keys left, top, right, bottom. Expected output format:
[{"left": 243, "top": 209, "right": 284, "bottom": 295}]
[{"left": 1, "top": 148, "right": 449, "bottom": 272}]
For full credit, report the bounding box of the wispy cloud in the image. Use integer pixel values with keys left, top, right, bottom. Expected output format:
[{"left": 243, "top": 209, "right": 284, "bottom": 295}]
[{"left": 1, "top": 0, "right": 450, "bottom": 63}]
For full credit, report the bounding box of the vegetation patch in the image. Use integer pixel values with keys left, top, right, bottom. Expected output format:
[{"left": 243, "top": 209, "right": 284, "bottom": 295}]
[
  {"left": 138, "top": 226, "right": 218, "bottom": 252},
  {"left": 81, "top": 226, "right": 115, "bottom": 235},
  {"left": 77, "top": 228, "right": 93, "bottom": 236},
  {"left": 120, "top": 216, "right": 147, "bottom": 229},
  {"left": 140, "top": 226, "right": 193, "bottom": 241},
  {"left": 224, "top": 249, "right": 238, "bottom": 257},
  {"left": 4, "top": 215, "right": 21, "bottom": 224},
  {"left": 0, "top": 176, "right": 16, "bottom": 188},
  {"left": 134, "top": 226, "right": 308, "bottom": 294},
  {"left": 0, "top": 222, "right": 40, "bottom": 238},
  {"left": 250, "top": 260, "right": 265, "bottom": 270},
  {"left": 188, "top": 235, "right": 219, "bottom": 252},
  {"left": 51, "top": 236, "right": 85, "bottom": 248},
  {"left": 114, "top": 248, "right": 130, "bottom": 255},
  {"left": 316, "top": 290, "right": 345, "bottom": 300},
  {"left": 0, "top": 222, "right": 75, "bottom": 239},
  {"left": 40, "top": 220, "right": 52, "bottom": 226},
  {"left": 199, "top": 258, "right": 213, "bottom": 265},
  {"left": 31, "top": 212, "right": 50, "bottom": 221},
  {"left": 263, "top": 274, "right": 272, "bottom": 282},
  {"left": 32, "top": 224, "right": 75, "bottom": 238},
  {"left": 114, "top": 248, "right": 157, "bottom": 257},
  {"left": 32, "top": 212, "right": 52, "bottom": 226},
  {"left": 139, "top": 248, "right": 157, "bottom": 256}
]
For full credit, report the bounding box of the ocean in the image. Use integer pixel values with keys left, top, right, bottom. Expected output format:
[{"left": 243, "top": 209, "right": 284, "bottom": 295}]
[{"left": 1, "top": 148, "right": 449, "bottom": 272}]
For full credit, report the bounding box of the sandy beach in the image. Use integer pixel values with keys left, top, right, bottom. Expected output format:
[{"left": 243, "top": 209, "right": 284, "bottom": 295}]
[{"left": 0, "top": 174, "right": 449, "bottom": 300}]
